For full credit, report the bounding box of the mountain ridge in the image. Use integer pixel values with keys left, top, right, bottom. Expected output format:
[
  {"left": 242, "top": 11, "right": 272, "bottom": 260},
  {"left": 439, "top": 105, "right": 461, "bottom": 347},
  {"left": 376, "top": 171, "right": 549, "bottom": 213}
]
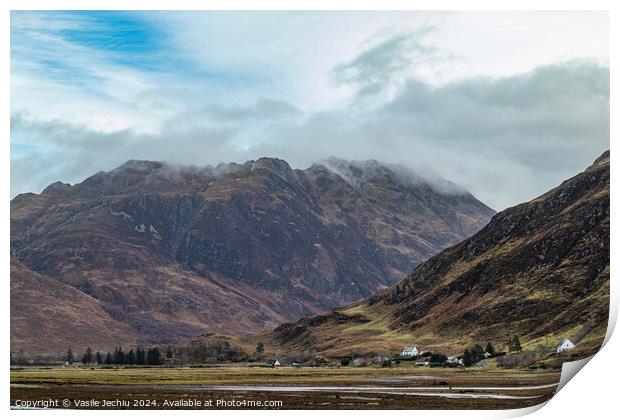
[
  {"left": 253, "top": 151, "right": 609, "bottom": 360},
  {"left": 11, "top": 157, "right": 495, "bottom": 354},
  {"left": 16, "top": 157, "right": 486, "bottom": 201}
]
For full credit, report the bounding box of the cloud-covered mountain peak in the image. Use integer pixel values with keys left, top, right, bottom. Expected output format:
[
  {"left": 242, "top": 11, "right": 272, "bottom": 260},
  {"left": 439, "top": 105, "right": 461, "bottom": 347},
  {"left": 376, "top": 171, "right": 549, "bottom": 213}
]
[{"left": 319, "top": 157, "right": 469, "bottom": 197}]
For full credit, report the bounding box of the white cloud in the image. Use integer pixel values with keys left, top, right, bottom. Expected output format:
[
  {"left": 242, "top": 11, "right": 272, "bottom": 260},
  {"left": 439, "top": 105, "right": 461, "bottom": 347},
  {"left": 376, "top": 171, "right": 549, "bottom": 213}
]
[{"left": 10, "top": 11, "right": 610, "bottom": 210}]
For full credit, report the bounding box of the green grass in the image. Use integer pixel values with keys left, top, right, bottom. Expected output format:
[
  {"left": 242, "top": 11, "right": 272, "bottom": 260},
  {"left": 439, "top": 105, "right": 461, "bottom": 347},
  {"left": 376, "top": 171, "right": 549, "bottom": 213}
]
[{"left": 10, "top": 365, "right": 559, "bottom": 388}]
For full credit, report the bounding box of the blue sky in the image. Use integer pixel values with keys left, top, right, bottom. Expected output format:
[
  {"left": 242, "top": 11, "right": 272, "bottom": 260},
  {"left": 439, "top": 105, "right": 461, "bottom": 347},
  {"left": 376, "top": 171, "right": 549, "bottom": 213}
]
[{"left": 10, "top": 11, "right": 610, "bottom": 209}]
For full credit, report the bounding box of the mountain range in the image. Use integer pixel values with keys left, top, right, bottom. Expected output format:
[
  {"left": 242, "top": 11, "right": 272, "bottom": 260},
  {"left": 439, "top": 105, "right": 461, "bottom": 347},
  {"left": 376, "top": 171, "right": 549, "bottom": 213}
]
[
  {"left": 11, "top": 157, "right": 495, "bottom": 353},
  {"left": 256, "top": 152, "right": 610, "bottom": 359}
]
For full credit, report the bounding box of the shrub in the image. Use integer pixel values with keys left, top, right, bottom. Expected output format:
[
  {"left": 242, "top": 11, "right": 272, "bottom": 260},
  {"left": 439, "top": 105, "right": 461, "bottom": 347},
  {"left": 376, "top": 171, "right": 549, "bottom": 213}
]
[{"left": 430, "top": 353, "right": 447, "bottom": 365}]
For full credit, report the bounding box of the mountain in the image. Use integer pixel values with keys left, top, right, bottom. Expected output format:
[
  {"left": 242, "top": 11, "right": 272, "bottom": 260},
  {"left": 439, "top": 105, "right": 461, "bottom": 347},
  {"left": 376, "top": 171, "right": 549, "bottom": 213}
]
[
  {"left": 10, "top": 157, "right": 494, "bottom": 354},
  {"left": 258, "top": 152, "right": 610, "bottom": 359}
]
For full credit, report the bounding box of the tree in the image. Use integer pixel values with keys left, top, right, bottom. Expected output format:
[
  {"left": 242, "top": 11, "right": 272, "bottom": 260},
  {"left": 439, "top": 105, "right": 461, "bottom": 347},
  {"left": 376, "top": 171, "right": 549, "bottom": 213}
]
[
  {"left": 255, "top": 342, "right": 264, "bottom": 359},
  {"left": 146, "top": 347, "right": 162, "bottom": 365},
  {"left": 64, "top": 349, "right": 75, "bottom": 365},
  {"left": 95, "top": 351, "right": 103, "bottom": 365},
  {"left": 430, "top": 353, "right": 447, "bottom": 365},
  {"left": 166, "top": 346, "right": 173, "bottom": 359},
  {"left": 126, "top": 349, "right": 136, "bottom": 365},
  {"left": 255, "top": 343, "right": 265, "bottom": 361},
  {"left": 340, "top": 358, "right": 351, "bottom": 367},
  {"left": 462, "top": 349, "right": 473, "bottom": 367},
  {"left": 509, "top": 336, "right": 522, "bottom": 353},
  {"left": 104, "top": 352, "right": 113, "bottom": 365},
  {"left": 472, "top": 344, "right": 485, "bottom": 361},
  {"left": 113, "top": 347, "right": 125, "bottom": 364},
  {"left": 485, "top": 342, "right": 495, "bottom": 355},
  {"left": 81, "top": 347, "right": 93, "bottom": 365},
  {"left": 136, "top": 346, "right": 146, "bottom": 365}
]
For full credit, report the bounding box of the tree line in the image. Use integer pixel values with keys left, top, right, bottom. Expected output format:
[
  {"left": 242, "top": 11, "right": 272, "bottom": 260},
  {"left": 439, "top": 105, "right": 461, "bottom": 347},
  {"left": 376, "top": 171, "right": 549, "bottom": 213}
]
[
  {"left": 65, "top": 346, "right": 173, "bottom": 366},
  {"left": 461, "top": 337, "right": 522, "bottom": 366}
]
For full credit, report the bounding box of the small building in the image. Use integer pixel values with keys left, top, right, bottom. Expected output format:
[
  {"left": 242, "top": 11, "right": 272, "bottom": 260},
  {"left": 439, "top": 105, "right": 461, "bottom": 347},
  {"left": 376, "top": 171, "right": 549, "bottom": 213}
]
[
  {"left": 415, "top": 357, "right": 431, "bottom": 367},
  {"left": 400, "top": 346, "right": 419, "bottom": 358},
  {"left": 352, "top": 357, "right": 367, "bottom": 367},
  {"left": 266, "top": 359, "right": 281, "bottom": 367},
  {"left": 483, "top": 352, "right": 492, "bottom": 358},
  {"left": 446, "top": 356, "right": 460, "bottom": 365},
  {"left": 556, "top": 339, "right": 576, "bottom": 353}
]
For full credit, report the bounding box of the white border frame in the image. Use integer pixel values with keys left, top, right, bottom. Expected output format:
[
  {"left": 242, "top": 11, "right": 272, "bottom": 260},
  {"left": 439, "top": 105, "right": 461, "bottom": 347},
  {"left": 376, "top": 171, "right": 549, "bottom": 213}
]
[{"left": 3, "top": 2, "right": 616, "bottom": 419}]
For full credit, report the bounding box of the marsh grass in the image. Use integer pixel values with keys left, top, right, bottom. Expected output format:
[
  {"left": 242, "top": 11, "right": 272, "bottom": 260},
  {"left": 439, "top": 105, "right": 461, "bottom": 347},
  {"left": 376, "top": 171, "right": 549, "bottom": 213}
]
[{"left": 11, "top": 365, "right": 560, "bottom": 387}]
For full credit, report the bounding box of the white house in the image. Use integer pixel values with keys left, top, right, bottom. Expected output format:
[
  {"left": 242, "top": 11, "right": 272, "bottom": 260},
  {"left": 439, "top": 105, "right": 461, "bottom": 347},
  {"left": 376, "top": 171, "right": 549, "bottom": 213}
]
[
  {"left": 400, "top": 346, "right": 419, "bottom": 358},
  {"left": 267, "top": 359, "right": 281, "bottom": 367},
  {"left": 556, "top": 339, "right": 576, "bottom": 353},
  {"left": 446, "top": 356, "right": 459, "bottom": 365}
]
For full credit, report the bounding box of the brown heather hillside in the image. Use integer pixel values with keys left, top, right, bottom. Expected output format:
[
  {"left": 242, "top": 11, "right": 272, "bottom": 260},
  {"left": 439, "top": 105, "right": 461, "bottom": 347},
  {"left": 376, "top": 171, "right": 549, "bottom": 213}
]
[
  {"left": 11, "top": 259, "right": 136, "bottom": 354},
  {"left": 254, "top": 152, "right": 610, "bottom": 359},
  {"left": 11, "top": 157, "right": 494, "bottom": 354}
]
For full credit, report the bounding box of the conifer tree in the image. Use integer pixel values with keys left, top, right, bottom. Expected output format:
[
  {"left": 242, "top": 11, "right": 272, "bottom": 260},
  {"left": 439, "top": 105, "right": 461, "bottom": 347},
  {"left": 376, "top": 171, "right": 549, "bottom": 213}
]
[
  {"left": 81, "top": 347, "right": 93, "bottom": 365},
  {"left": 509, "top": 336, "right": 522, "bottom": 353},
  {"left": 113, "top": 347, "right": 126, "bottom": 364},
  {"left": 127, "top": 349, "right": 136, "bottom": 365},
  {"left": 146, "top": 347, "right": 162, "bottom": 365},
  {"left": 136, "top": 346, "right": 146, "bottom": 365},
  {"left": 462, "top": 349, "right": 473, "bottom": 367},
  {"left": 472, "top": 344, "right": 485, "bottom": 361},
  {"left": 64, "top": 348, "right": 75, "bottom": 365}
]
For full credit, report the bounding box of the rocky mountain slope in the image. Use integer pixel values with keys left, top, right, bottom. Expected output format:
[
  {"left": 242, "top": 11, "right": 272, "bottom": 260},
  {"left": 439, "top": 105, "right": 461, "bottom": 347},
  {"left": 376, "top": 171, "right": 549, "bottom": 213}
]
[
  {"left": 260, "top": 152, "right": 610, "bottom": 358},
  {"left": 11, "top": 157, "right": 494, "bottom": 353}
]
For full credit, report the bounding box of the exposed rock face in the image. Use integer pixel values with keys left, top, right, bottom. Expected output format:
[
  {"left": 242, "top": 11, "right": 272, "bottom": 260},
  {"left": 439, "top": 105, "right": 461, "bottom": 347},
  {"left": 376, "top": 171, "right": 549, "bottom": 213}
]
[
  {"left": 261, "top": 152, "right": 610, "bottom": 358},
  {"left": 11, "top": 157, "right": 494, "bottom": 353}
]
